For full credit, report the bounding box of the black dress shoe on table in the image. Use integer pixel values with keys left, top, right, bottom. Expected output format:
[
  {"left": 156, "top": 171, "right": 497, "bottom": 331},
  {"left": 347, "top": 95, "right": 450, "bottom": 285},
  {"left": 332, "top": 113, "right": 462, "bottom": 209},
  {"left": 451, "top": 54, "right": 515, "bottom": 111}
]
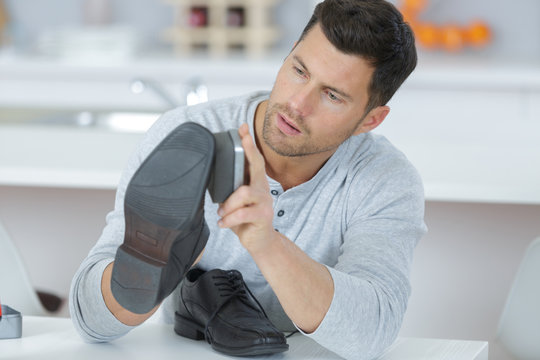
[
  {"left": 174, "top": 268, "right": 289, "bottom": 356},
  {"left": 111, "top": 122, "right": 215, "bottom": 314}
]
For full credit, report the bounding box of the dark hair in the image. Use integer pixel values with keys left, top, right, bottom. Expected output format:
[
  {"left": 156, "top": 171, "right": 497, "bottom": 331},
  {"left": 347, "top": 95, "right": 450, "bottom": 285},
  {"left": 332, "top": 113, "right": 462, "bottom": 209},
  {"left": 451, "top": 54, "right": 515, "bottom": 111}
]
[{"left": 299, "top": 0, "right": 417, "bottom": 113}]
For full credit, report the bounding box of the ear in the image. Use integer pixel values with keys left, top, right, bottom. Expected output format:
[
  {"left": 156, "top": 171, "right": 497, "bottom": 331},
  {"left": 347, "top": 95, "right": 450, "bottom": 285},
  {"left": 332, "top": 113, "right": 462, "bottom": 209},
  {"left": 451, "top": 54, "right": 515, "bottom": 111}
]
[{"left": 353, "top": 105, "right": 390, "bottom": 135}]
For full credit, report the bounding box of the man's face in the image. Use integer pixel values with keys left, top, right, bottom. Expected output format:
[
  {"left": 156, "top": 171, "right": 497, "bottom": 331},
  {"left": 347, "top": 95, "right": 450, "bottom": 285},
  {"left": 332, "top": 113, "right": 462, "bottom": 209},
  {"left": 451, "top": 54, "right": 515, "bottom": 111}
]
[{"left": 262, "top": 24, "right": 376, "bottom": 158}]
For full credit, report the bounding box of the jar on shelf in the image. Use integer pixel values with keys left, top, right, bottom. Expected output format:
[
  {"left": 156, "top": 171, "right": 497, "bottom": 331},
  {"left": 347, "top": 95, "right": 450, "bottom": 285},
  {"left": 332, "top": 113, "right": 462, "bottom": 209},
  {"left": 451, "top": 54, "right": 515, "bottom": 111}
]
[{"left": 189, "top": 6, "right": 208, "bottom": 27}]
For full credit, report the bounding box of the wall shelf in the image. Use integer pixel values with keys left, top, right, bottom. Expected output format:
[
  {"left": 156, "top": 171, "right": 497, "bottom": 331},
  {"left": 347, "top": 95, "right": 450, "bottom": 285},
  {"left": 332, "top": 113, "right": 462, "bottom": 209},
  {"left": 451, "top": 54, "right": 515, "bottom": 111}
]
[{"left": 162, "top": 0, "right": 281, "bottom": 57}]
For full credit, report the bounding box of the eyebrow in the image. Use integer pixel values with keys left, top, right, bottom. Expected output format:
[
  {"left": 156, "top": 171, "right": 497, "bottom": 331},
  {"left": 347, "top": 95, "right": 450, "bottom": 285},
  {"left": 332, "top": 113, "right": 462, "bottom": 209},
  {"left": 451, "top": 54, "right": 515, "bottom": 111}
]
[{"left": 292, "top": 55, "right": 354, "bottom": 102}]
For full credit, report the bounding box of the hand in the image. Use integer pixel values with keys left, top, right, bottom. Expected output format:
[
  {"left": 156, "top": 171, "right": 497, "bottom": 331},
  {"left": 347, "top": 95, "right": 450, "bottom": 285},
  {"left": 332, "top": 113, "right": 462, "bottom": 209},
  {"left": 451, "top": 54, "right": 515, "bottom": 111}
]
[{"left": 217, "top": 123, "right": 277, "bottom": 255}]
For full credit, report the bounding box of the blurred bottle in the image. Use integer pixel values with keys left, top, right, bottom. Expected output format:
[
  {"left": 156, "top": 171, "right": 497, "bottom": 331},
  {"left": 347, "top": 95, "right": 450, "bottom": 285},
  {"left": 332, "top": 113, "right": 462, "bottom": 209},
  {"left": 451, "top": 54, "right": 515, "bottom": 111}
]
[{"left": 83, "top": 0, "right": 112, "bottom": 25}]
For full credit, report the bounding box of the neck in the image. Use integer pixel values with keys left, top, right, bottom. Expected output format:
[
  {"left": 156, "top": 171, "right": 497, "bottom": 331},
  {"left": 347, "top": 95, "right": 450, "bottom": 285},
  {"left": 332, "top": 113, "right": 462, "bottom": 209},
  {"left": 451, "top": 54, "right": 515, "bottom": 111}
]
[{"left": 253, "top": 100, "right": 334, "bottom": 191}]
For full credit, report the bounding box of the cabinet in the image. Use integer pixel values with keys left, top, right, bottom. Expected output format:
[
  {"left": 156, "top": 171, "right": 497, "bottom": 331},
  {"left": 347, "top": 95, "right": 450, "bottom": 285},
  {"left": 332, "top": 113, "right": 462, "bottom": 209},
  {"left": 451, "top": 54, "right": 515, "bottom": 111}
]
[
  {"left": 0, "top": 54, "right": 539, "bottom": 204},
  {"left": 375, "top": 60, "right": 540, "bottom": 204}
]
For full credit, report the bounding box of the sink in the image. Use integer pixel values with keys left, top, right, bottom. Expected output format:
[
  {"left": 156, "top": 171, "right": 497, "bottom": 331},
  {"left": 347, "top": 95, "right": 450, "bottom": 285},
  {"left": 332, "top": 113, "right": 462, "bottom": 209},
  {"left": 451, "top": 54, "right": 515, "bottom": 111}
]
[
  {"left": 0, "top": 108, "right": 162, "bottom": 188},
  {"left": 0, "top": 109, "right": 161, "bottom": 133}
]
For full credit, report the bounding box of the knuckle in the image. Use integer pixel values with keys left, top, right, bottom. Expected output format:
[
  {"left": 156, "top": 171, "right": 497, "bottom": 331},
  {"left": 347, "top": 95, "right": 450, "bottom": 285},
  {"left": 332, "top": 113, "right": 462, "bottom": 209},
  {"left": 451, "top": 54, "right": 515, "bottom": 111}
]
[{"left": 237, "top": 185, "right": 251, "bottom": 198}]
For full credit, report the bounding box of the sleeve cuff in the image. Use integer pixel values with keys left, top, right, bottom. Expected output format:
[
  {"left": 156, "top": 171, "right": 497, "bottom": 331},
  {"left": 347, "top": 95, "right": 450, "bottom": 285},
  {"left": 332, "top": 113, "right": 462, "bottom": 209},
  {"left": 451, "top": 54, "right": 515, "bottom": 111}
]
[
  {"left": 292, "top": 266, "right": 376, "bottom": 359},
  {"left": 292, "top": 265, "right": 342, "bottom": 338},
  {"left": 70, "top": 258, "right": 135, "bottom": 342}
]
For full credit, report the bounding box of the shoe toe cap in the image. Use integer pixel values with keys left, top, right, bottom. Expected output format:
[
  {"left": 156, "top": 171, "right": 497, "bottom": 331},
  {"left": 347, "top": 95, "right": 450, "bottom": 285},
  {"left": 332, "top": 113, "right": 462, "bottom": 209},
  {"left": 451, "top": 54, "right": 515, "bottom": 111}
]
[{"left": 210, "top": 317, "right": 286, "bottom": 347}]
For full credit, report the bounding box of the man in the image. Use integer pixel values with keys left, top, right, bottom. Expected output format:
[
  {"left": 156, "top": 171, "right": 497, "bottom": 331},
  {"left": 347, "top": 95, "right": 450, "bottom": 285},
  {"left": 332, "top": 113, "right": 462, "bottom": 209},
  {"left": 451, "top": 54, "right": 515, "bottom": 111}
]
[{"left": 70, "top": 1, "right": 427, "bottom": 359}]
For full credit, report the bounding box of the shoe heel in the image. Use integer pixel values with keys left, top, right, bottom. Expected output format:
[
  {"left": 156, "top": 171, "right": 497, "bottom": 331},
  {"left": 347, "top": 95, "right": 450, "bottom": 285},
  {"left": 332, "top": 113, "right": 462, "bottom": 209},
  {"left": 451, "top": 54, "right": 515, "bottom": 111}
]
[
  {"left": 174, "top": 313, "right": 205, "bottom": 341},
  {"left": 110, "top": 245, "right": 163, "bottom": 314}
]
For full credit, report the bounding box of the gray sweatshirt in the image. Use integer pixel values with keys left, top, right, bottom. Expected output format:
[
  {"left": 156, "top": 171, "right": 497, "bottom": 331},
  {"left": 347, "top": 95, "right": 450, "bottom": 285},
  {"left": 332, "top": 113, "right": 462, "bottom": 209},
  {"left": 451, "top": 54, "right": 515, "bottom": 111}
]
[{"left": 69, "top": 91, "right": 427, "bottom": 360}]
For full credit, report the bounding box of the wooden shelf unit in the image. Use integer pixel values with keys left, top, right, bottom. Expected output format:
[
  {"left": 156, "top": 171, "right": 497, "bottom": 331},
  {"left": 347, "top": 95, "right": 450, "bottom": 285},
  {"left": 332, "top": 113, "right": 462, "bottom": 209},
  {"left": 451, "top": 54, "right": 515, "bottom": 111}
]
[{"left": 162, "top": 0, "right": 281, "bottom": 57}]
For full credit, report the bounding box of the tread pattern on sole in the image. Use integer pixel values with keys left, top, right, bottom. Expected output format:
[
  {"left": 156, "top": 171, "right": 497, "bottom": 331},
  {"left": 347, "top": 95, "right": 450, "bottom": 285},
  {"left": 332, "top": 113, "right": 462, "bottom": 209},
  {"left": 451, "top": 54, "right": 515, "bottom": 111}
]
[{"left": 112, "top": 122, "right": 215, "bottom": 314}]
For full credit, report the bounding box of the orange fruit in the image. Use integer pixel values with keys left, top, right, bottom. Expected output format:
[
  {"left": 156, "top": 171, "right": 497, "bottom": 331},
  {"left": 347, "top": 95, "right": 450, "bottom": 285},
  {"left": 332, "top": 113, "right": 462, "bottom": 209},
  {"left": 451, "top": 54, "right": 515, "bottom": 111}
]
[
  {"left": 415, "top": 23, "right": 440, "bottom": 49},
  {"left": 400, "top": 7, "right": 416, "bottom": 24},
  {"left": 408, "top": 20, "right": 420, "bottom": 36},
  {"left": 465, "top": 21, "right": 491, "bottom": 47},
  {"left": 440, "top": 24, "right": 464, "bottom": 52},
  {"left": 402, "top": 0, "right": 428, "bottom": 14}
]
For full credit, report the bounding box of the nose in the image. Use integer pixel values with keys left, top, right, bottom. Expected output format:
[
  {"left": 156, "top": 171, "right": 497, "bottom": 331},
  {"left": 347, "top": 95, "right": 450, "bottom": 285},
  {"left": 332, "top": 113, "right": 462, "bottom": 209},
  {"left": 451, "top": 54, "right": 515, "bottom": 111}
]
[{"left": 288, "top": 84, "right": 315, "bottom": 118}]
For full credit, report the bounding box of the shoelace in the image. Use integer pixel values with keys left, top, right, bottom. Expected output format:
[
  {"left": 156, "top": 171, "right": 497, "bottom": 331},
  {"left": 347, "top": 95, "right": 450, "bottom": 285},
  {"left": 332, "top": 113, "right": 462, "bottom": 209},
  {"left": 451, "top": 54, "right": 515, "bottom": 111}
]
[{"left": 203, "top": 271, "right": 269, "bottom": 343}]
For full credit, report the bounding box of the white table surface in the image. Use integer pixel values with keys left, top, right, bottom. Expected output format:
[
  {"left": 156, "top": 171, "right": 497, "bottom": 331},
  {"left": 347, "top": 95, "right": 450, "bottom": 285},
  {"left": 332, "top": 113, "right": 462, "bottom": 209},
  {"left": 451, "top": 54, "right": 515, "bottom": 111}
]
[{"left": 0, "top": 316, "right": 488, "bottom": 360}]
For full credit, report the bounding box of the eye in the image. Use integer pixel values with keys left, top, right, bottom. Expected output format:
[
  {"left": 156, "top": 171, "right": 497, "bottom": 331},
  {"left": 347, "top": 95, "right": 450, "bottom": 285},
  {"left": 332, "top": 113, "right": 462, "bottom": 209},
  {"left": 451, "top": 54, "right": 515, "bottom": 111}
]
[
  {"left": 293, "top": 66, "right": 306, "bottom": 77},
  {"left": 326, "top": 91, "right": 342, "bottom": 103}
]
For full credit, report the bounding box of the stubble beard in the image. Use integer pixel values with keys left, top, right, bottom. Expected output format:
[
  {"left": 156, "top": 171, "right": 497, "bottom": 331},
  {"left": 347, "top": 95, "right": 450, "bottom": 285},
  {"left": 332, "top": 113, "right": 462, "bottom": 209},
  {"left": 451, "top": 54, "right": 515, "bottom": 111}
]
[{"left": 261, "top": 102, "right": 360, "bottom": 158}]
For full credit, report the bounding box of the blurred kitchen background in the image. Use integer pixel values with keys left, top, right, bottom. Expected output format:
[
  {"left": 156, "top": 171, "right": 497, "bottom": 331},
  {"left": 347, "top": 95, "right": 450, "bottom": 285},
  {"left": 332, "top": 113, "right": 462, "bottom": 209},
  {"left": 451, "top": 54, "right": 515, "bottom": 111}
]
[
  {"left": 1, "top": 1, "right": 540, "bottom": 360},
  {"left": 1, "top": 0, "right": 540, "bottom": 59}
]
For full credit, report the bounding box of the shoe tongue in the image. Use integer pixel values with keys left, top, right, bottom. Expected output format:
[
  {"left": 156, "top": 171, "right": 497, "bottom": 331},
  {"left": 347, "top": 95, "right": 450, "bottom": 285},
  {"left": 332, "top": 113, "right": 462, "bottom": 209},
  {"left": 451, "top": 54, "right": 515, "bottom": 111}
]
[
  {"left": 206, "top": 268, "right": 231, "bottom": 277},
  {"left": 211, "top": 270, "right": 251, "bottom": 303},
  {"left": 203, "top": 269, "right": 243, "bottom": 282},
  {"left": 185, "top": 268, "right": 206, "bottom": 282},
  {"left": 195, "top": 268, "right": 255, "bottom": 311},
  {"left": 219, "top": 298, "right": 260, "bottom": 319}
]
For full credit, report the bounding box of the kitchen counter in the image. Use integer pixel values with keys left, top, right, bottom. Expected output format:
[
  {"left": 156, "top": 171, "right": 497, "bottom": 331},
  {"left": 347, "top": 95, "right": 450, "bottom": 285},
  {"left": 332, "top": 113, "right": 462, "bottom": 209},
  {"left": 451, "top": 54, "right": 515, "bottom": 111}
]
[
  {"left": 1, "top": 121, "right": 538, "bottom": 204},
  {"left": 0, "top": 52, "right": 281, "bottom": 110},
  {"left": 0, "top": 124, "right": 142, "bottom": 189},
  {"left": 2, "top": 52, "right": 540, "bottom": 108},
  {"left": 1, "top": 53, "right": 539, "bottom": 204}
]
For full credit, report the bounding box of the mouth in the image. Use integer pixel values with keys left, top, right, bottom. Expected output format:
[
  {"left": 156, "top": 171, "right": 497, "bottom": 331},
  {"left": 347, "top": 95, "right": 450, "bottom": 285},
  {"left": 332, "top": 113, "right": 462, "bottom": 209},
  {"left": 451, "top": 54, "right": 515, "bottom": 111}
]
[{"left": 276, "top": 112, "right": 301, "bottom": 136}]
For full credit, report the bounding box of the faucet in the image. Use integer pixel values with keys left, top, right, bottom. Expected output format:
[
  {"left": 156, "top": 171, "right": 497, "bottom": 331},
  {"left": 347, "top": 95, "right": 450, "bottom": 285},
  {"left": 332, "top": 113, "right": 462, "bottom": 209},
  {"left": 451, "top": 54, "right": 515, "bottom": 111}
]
[
  {"left": 185, "top": 77, "right": 208, "bottom": 106},
  {"left": 130, "top": 77, "right": 208, "bottom": 109}
]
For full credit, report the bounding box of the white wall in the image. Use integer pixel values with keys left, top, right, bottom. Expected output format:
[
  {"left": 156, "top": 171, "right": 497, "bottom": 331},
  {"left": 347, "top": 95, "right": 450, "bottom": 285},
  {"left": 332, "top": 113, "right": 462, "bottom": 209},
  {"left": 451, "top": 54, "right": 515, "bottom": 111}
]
[
  {"left": 390, "top": 0, "right": 540, "bottom": 60},
  {"left": 400, "top": 201, "right": 540, "bottom": 360},
  {"left": 3, "top": 0, "right": 313, "bottom": 53},
  {"left": 1, "top": 185, "right": 539, "bottom": 359},
  {"left": 4, "top": 0, "right": 540, "bottom": 60}
]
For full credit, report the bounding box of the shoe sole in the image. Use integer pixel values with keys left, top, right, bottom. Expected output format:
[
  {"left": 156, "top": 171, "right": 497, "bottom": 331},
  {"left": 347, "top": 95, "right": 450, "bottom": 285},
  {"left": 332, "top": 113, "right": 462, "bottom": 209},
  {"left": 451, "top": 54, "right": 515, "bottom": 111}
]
[
  {"left": 174, "top": 313, "right": 289, "bottom": 356},
  {"left": 111, "top": 122, "right": 215, "bottom": 314}
]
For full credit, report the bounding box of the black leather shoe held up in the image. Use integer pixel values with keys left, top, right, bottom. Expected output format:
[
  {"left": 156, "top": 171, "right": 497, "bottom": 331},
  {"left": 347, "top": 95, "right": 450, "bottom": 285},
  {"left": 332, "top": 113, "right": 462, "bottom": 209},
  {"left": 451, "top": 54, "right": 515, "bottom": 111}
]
[
  {"left": 174, "top": 268, "right": 289, "bottom": 356},
  {"left": 111, "top": 122, "right": 215, "bottom": 314}
]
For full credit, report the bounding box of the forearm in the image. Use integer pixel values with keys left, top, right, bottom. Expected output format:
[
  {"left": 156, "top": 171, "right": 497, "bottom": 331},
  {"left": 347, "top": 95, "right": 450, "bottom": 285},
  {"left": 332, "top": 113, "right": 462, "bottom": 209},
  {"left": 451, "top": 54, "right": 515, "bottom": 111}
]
[
  {"left": 249, "top": 230, "right": 334, "bottom": 333},
  {"left": 217, "top": 124, "right": 334, "bottom": 332},
  {"left": 69, "top": 257, "right": 135, "bottom": 342}
]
